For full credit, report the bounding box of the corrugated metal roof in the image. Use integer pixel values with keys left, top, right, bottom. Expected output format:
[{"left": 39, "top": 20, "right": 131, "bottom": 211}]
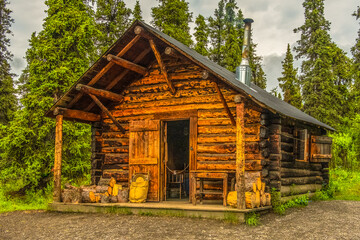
[{"left": 138, "top": 22, "right": 334, "bottom": 131}]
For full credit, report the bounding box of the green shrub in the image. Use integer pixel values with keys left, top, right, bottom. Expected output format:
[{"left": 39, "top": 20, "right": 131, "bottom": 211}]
[
  {"left": 271, "top": 188, "right": 309, "bottom": 215},
  {"left": 245, "top": 212, "right": 260, "bottom": 226}
]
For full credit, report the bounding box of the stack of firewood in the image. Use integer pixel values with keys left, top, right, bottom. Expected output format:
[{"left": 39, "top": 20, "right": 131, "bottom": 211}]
[
  {"left": 245, "top": 177, "right": 271, "bottom": 209},
  {"left": 62, "top": 177, "right": 128, "bottom": 203}
]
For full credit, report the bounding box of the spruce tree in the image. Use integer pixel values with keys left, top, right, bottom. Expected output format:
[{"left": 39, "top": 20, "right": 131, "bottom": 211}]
[
  {"left": 248, "top": 39, "right": 267, "bottom": 89},
  {"left": 222, "top": 1, "right": 243, "bottom": 72},
  {"left": 0, "top": 0, "right": 98, "bottom": 193},
  {"left": 194, "top": 14, "right": 209, "bottom": 56},
  {"left": 95, "top": 0, "right": 131, "bottom": 54},
  {"left": 0, "top": 0, "right": 16, "bottom": 125},
  {"left": 278, "top": 44, "right": 302, "bottom": 109},
  {"left": 294, "top": 0, "right": 352, "bottom": 126},
  {"left": 151, "top": 0, "right": 193, "bottom": 46},
  {"left": 208, "top": 0, "right": 226, "bottom": 66},
  {"left": 351, "top": 6, "right": 360, "bottom": 113},
  {"left": 132, "top": 0, "right": 142, "bottom": 21}
]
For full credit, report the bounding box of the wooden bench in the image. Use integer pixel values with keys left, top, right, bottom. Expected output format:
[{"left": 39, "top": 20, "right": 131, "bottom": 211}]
[{"left": 190, "top": 171, "right": 228, "bottom": 206}]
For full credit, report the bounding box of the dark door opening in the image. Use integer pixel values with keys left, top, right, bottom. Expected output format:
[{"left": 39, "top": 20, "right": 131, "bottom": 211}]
[{"left": 165, "top": 120, "right": 190, "bottom": 200}]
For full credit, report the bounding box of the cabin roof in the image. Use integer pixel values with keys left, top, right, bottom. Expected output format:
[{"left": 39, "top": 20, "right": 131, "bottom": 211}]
[{"left": 45, "top": 20, "right": 334, "bottom": 131}]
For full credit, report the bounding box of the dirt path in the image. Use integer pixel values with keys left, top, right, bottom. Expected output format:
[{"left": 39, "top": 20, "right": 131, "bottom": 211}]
[{"left": 0, "top": 200, "right": 359, "bottom": 240}]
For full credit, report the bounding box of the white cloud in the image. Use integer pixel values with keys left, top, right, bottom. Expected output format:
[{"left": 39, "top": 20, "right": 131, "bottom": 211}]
[{"left": 7, "top": 0, "right": 360, "bottom": 88}]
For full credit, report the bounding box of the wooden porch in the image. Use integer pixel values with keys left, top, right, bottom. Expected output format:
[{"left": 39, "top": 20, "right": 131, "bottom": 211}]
[{"left": 49, "top": 200, "right": 271, "bottom": 222}]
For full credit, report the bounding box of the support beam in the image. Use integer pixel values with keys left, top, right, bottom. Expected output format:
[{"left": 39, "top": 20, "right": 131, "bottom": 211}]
[
  {"left": 235, "top": 95, "right": 246, "bottom": 209},
  {"left": 54, "top": 107, "right": 101, "bottom": 122},
  {"left": 164, "top": 47, "right": 189, "bottom": 62},
  {"left": 134, "top": 26, "right": 153, "bottom": 40},
  {"left": 201, "top": 70, "right": 209, "bottom": 80},
  {"left": 67, "top": 35, "right": 141, "bottom": 108},
  {"left": 76, "top": 84, "right": 124, "bottom": 103},
  {"left": 84, "top": 48, "right": 151, "bottom": 112},
  {"left": 53, "top": 114, "right": 63, "bottom": 202},
  {"left": 88, "top": 94, "right": 125, "bottom": 134},
  {"left": 149, "top": 39, "right": 176, "bottom": 95},
  {"left": 106, "top": 54, "right": 148, "bottom": 75},
  {"left": 213, "top": 82, "right": 236, "bottom": 126}
]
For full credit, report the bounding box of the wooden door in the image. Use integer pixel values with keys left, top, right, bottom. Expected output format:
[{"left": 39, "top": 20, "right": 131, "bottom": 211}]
[{"left": 129, "top": 119, "right": 160, "bottom": 201}]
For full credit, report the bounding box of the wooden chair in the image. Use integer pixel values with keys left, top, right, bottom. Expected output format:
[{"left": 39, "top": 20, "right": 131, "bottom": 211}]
[{"left": 167, "top": 170, "right": 185, "bottom": 199}]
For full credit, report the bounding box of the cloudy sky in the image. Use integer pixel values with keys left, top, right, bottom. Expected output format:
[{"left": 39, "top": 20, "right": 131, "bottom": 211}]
[{"left": 8, "top": 0, "right": 359, "bottom": 91}]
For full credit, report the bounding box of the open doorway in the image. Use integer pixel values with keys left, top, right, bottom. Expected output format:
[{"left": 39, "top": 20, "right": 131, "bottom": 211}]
[{"left": 165, "top": 120, "right": 190, "bottom": 200}]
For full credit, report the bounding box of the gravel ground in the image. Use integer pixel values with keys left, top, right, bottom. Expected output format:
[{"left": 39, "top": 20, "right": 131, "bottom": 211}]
[{"left": 0, "top": 200, "right": 359, "bottom": 240}]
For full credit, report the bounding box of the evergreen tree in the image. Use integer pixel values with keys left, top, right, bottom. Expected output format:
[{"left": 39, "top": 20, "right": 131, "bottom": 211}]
[
  {"left": 208, "top": 0, "right": 226, "bottom": 66},
  {"left": 222, "top": 1, "right": 243, "bottom": 72},
  {"left": 132, "top": 0, "right": 142, "bottom": 21},
  {"left": 194, "top": 14, "right": 209, "bottom": 56},
  {"left": 294, "top": 0, "right": 352, "bottom": 126},
  {"left": 0, "top": 0, "right": 98, "bottom": 194},
  {"left": 351, "top": 6, "right": 360, "bottom": 113},
  {"left": 0, "top": 0, "right": 16, "bottom": 125},
  {"left": 248, "top": 38, "right": 267, "bottom": 89},
  {"left": 278, "top": 44, "right": 302, "bottom": 109},
  {"left": 95, "top": 0, "right": 131, "bottom": 54},
  {"left": 270, "top": 87, "right": 282, "bottom": 99},
  {"left": 151, "top": 0, "right": 193, "bottom": 46}
]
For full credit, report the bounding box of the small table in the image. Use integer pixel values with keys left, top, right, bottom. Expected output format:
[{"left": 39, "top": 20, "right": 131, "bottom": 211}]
[{"left": 190, "top": 171, "right": 228, "bottom": 206}]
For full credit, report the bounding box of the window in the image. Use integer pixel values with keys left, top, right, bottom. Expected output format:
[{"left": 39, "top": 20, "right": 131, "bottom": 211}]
[
  {"left": 294, "top": 129, "right": 309, "bottom": 162},
  {"left": 310, "top": 136, "right": 332, "bottom": 162}
]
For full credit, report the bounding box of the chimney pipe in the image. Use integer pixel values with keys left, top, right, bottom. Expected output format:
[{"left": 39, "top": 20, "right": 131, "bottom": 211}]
[{"left": 236, "top": 18, "right": 254, "bottom": 86}]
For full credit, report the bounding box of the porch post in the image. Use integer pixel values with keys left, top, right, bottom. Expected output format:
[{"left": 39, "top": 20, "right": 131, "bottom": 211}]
[
  {"left": 53, "top": 109, "right": 63, "bottom": 202},
  {"left": 235, "top": 95, "right": 246, "bottom": 209}
]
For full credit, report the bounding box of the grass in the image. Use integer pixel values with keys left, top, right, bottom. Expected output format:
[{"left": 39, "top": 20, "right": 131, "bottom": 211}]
[
  {"left": 328, "top": 169, "right": 360, "bottom": 201},
  {"left": 0, "top": 188, "right": 51, "bottom": 213},
  {"left": 271, "top": 188, "right": 309, "bottom": 215}
]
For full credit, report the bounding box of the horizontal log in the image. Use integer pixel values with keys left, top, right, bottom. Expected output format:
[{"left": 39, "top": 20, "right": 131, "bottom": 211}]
[
  {"left": 281, "top": 142, "right": 293, "bottom": 152},
  {"left": 281, "top": 192, "right": 315, "bottom": 203},
  {"left": 261, "top": 168, "right": 269, "bottom": 177},
  {"left": 102, "top": 164, "right": 129, "bottom": 170},
  {"left": 198, "top": 118, "right": 233, "bottom": 126},
  {"left": 102, "top": 146, "right": 129, "bottom": 153},
  {"left": 197, "top": 161, "right": 235, "bottom": 171},
  {"left": 76, "top": 84, "right": 124, "bottom": 102},
  {"left": 269, "top": 180, "right": 281, "bottom": 190},
  {"left": 269, "top": 171, "right": 281, "bottom": 180},
  {"left": 102, "top": 169, "right": 129, "bottom": 182},
  {"left": 281, "top": 151, "right": 294, "bottom": 162},
  {"left": 259, "top": 140, "right": 269, "bottom": 148},
  {"left": 197, "top": 134, "right": 236, "bottom": 144},
  {"left": 102, "top": 139, "right": 129, "bottom": 147},
  {"left": 125, "top": 79, "right": 213, "bottom": 94},
  {"left": 261, "top": 148, "right": 270, "bottom": 158},
  {"left": 107, "top": 54, "right": 147, "bottom": 75},
  {"left": 197, "top": 153, "right": 235, "bottom": 161},
  {"left": 104, "top": 154, "right": 129, "bottom": 165},
  {"left": 54, "top": 107, "right": 100, "bottom": 122},
  {"left": 281, "top": 168, "right": 322, "bottom": 177},
  {"left": 198, "top": 125, "right": 236, "bottom": 134},
  {"left": 281, "top": 132, "right": 294, "bottom": 143},
  {"left": 197, "top": 144, "right": 235, "bottom": 154},
  {"left": 111, "top": 102, "right": 235, "bottom": 118},
  {"left": 281, "top": 176, "right": 323, "bottom": 186},
  {"left": 281, "top": 184, "right": 322, "bottom": 196},
  {"left": 280, "top": 161, "right": 322, "bottom": 171},
  {"left": 101, "top": 131, "right": 129, "bottom": 139}
]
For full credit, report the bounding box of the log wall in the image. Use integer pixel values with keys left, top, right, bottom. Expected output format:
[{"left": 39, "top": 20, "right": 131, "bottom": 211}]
[
  {"left": 90, "top": 55, "right": 264, "bottom": 195},
  {"left": 278, "top": 120, "right": 326, "bottom": 197},
  {"left": 93, "top": 56, "right": 241, "bottom": 189}
]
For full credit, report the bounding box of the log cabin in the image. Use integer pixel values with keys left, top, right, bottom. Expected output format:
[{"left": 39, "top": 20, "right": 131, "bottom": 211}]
[{"left": 45, "top": 19, "right": 333, "bottom": 209}]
